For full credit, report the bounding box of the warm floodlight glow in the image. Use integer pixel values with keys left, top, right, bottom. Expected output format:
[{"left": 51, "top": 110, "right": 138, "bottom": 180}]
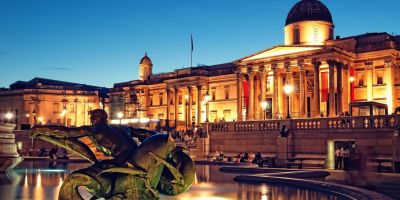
[
  {"left": 204, "top": 93, "right": 211, "bottom": 102},
  {"left": 5, "top": 112, "right": 13, "bottom": 120},
  {"left": 261, "top": 100, "right": 269, "bottom": 110},
  {"left": 349, "top": 76, "right": 355, "bottom": 83},
  {"left": 283, "top": 84, "right": 293, "bottom": 95},
  {"left": 59, "top": 108, "right": 67, "bottom": 117},
  {"left": 117, "top": 112, "right": 124, "bottom": 119}
]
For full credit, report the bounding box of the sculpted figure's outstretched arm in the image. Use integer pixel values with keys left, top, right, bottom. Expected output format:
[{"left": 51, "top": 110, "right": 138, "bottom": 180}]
[{"left": 30, "top": 125, "right": 93, "bottom": 138}]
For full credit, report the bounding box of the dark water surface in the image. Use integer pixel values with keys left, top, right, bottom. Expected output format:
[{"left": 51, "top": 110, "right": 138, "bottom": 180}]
[{"left": 0, "top": 161, "right": 348, "bottom": 200}]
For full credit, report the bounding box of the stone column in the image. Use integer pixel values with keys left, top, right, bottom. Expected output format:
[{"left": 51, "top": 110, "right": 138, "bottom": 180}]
[
  {"left": 385, "top": 60, "right": 396, "bottom": 113},
  {"left": 299, "top": 61, "right": 306, "bottom": 118},
  {"left": 313, "top": 61, "right": 321, "bottom": 117},
  {"left": 328, "top": 61, "right": 336, "bottom": 117},
  {"left": 336, "top": 63, "right": 343, "bottom": 115},
  {"left": 260, "top": 70, "right": 267, "bottom": 119},
  {"left": 248, "top": 71, "right": 256, "bottom": 120},
  {"left": 366, "top": 61, "right": 373, "bottom": 101},
  {"left": 188, "top": 87, "right": 193, "bottom": 126},
  {"left": 196, "top": 86, "right": 202, "bottom": 125},
  {"left": 166, "top": 88, "right": 170, "bottom": 126},
  {"left": 272, "top": 64, "right": 279, "bottom": 117},
  {"left": 342, "top": 65, "right": 350, "bottom": 113},
  {"left": 173, "top": 88, "right": 178, "bottom": 127},
  {"left": 284, "top": 62, "right": 292, "bottom": 118},
  {"left": 236, "top": 73, "right": 243, "bottom": 121}
]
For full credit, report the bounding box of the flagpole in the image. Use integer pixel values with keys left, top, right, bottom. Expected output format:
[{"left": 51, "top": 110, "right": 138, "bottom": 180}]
[{"left": 190, "top": 34, "right": 193, "bottom": 68}]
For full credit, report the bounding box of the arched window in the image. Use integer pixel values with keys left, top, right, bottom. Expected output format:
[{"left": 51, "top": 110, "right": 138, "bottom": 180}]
[{"left": 293, "top": 27, "right": 300, "bottom": 44}]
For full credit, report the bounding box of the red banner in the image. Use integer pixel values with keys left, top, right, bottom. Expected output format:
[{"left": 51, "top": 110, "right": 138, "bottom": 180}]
[
  {"left": 242, "top": 80, "right": 249, "bottom": 108},
  {"left": 321, "top": 72, "right": 328, "bottom": 102}
]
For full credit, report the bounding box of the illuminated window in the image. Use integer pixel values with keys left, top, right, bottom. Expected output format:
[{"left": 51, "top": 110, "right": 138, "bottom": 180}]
[
  {"left": 356, "top": 71, "right": 365, "bottom": 87},
  {"left": 159, "top": 93, "right": 163, "bottom": 105},
  {"left": 224, "top": 86, "right": 229, "bottom": 100},
  {"left": 293, "top": 28, "right": 300, "bottom": 44},
  {"left": 375, "top": 69, "right": 384, "bottom": 85},
  {"left": 53, "top": 103, "right": 60, "bottom": 113},
  {"left": 313, "top": 26, "right": 318, "bottom": 42}
]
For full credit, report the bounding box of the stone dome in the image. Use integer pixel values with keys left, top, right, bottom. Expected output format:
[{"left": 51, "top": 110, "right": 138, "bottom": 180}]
[
  {"left": 285, "top": 0, "right": 333, "bottom": 26},
  {"left": 139, "top": 53, "right": 152, "bottom": 65}
]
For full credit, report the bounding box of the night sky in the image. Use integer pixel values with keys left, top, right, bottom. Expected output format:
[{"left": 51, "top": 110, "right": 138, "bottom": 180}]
[{"left": 1, "top": 0, "right": 399, "bottom": 88}]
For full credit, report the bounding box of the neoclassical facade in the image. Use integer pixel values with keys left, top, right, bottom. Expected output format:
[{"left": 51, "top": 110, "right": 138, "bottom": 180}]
[
  {"left": 0, "top": 78, "right": 107, "bottom": 129},
  {"left": 109, "top": 0, "right": 400, "bottom": 129}
]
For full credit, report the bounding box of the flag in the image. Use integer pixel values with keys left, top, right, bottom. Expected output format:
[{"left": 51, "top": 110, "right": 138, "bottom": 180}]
[{"left": 191, "top": 34, "right": 194, "bottom": 52}]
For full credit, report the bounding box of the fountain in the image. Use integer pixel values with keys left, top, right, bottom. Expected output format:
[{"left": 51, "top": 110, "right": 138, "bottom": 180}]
[{"left": 0, "top": 123, "right": 23, "bottom": 173}]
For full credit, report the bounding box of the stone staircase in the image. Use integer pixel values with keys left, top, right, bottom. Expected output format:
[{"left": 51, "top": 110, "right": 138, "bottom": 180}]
[{"left": 174, "top": 138, "right": 197, "bottom": 159}]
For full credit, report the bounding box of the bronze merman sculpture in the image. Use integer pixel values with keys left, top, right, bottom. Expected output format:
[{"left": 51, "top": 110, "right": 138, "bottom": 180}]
[{"left": 29, "top": 109, "right": 195, "bottom": 200}]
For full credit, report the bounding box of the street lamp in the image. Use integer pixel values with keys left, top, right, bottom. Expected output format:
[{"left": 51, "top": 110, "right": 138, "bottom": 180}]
[
  {"left": 261, "top": 100, "right": 268, "bottom": 120},
  {"left": 283, "top": 84, "right": 294, "bottom": 119},
  {"left": 204, "top": 92, "right": 211, "bottom": 122},
  {"left": 117, "top": 112, "right": 124, "bottom": 125},
  {"left": 32, "top": 109, "right": 37, "bottom": 126},
  {"left": 185, "top": 95, "right": 189, "bottom": 130},
  {"left": 191, "top": 115, "right": 196, "bottom": 130}
]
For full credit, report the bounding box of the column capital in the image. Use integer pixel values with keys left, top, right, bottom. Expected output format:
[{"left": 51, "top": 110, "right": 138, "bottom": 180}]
[
  {"left": 327, "top": 60, "right": 337, "bottom": 67},
  {"left": 249, "top": 70, "right": 257, "bottom": 78},
  {"left": 271, "top": 63, "right": 278, "bottom": 72},
  {"left": 312, "top": 59, "right": 321, "bottom": 67},
  {"left": 385, "top": 59, "right": 395, "bottom": 68},
  {"left": 260, "top": 69, "right": 268, "bottom": 76},
  {"left": 365, "top": 60, "right": 373, "bottom": 69},
  {"left": 284, "top": 62, "right": 292, "bottom": 72}
]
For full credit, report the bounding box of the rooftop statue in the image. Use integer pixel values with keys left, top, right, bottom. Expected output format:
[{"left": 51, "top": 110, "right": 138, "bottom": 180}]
[{"left": 29, "top": 109, "right": 195, "bottom": 200}]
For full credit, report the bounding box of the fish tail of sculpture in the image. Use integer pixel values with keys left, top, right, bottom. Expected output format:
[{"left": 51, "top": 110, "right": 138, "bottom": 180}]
[
  {"left": 38, "top": 135, "right": 97, "bottom": 163},
  {"left": 59, "top": 172, "right": 106, "bottom": 200},
  {"left": 157, "top": 150, "right": 196, "bottom": 196}
]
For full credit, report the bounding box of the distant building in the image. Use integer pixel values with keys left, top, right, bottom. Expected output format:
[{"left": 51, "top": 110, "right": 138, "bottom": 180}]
[
  {"left": 109, "top": 0, "right": 400, "bottom": 130},
  {"left": 0, "top": 77, "right": 108, "bottom": 129}
]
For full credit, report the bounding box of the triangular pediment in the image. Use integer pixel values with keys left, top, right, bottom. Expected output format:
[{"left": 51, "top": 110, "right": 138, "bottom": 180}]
[{"left": 241, "top": 46, "right": 323, "bottom": 62}]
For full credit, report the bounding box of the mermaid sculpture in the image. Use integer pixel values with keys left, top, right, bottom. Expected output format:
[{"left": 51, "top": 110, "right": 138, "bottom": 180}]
[{"left": 29, "top": 109, "right": 195, "bottom": 200}]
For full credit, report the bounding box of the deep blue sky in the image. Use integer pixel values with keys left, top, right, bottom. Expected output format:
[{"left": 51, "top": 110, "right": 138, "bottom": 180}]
[{"left": 1, "top": 0, "right": 399, "bottom": 88}]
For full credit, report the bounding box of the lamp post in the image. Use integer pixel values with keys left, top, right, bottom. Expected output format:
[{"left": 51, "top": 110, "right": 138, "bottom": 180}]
[
  {"left": 185, "top": 95, "right": 189, "bottom": 131},
  {"left": 283, "top": 84, "right": 294, "bottom": 119},
  {"left": 32, "top": 109, "right": 37, "bottom": 126},
  {"left": 117, "top": 112, "right": 124, "bottom": 125},
  {"left": 191, "top": 115, "right": 196, "bottom": 130},
  {"left": 204, "top": 92, "right": 211, "bottom": 122},
  {"left": 261, "top": 100, "right": 268, "bottom": 120}
]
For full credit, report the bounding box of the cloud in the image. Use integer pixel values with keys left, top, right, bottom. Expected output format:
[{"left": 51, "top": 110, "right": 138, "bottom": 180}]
[{"left": 41, "top": 67, "right": 72, "bottom": 71}]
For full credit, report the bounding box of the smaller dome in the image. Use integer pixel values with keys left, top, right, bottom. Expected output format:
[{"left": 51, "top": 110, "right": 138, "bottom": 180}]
[
  {"left": 286, "top": 0, "right": 333, "bottom": 26},
  {"left": 139, "top": 53, "right": 152, "bottom": 65}
]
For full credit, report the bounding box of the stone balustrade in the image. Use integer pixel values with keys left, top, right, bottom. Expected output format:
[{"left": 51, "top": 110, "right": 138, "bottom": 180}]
[{"left": 206, "top": 115, "right": 400, "bottom": 133}]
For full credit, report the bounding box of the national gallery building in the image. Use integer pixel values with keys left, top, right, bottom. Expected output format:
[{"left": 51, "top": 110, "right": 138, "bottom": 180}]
[{"left": 110, "top": 0, "right": 400, "bottom": 130}]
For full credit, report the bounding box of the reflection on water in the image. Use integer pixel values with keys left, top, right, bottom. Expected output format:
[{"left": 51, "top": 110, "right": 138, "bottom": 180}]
[{"left": 0, "top": 161, "right": 347, "bottom": 200}]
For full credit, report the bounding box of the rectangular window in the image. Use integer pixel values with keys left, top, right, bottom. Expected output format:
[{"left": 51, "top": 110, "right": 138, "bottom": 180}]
[
  {"left": 53, "top": 103, "right": 60, "bottom": 114},
  {"left": 224, "top": 86, "right": 229, "bottom": 100},
  {"left": 356, "top": 71, "right": 365, "bottom": 87},
  {"left": 374, "top": 69, "right": 384, "bottom": 85},
  {"left": 293, "top": 28, "right": 300, "bottom": 44},
  {"left": 159, "top": 93, "right": 163, "bottom": 105}
]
